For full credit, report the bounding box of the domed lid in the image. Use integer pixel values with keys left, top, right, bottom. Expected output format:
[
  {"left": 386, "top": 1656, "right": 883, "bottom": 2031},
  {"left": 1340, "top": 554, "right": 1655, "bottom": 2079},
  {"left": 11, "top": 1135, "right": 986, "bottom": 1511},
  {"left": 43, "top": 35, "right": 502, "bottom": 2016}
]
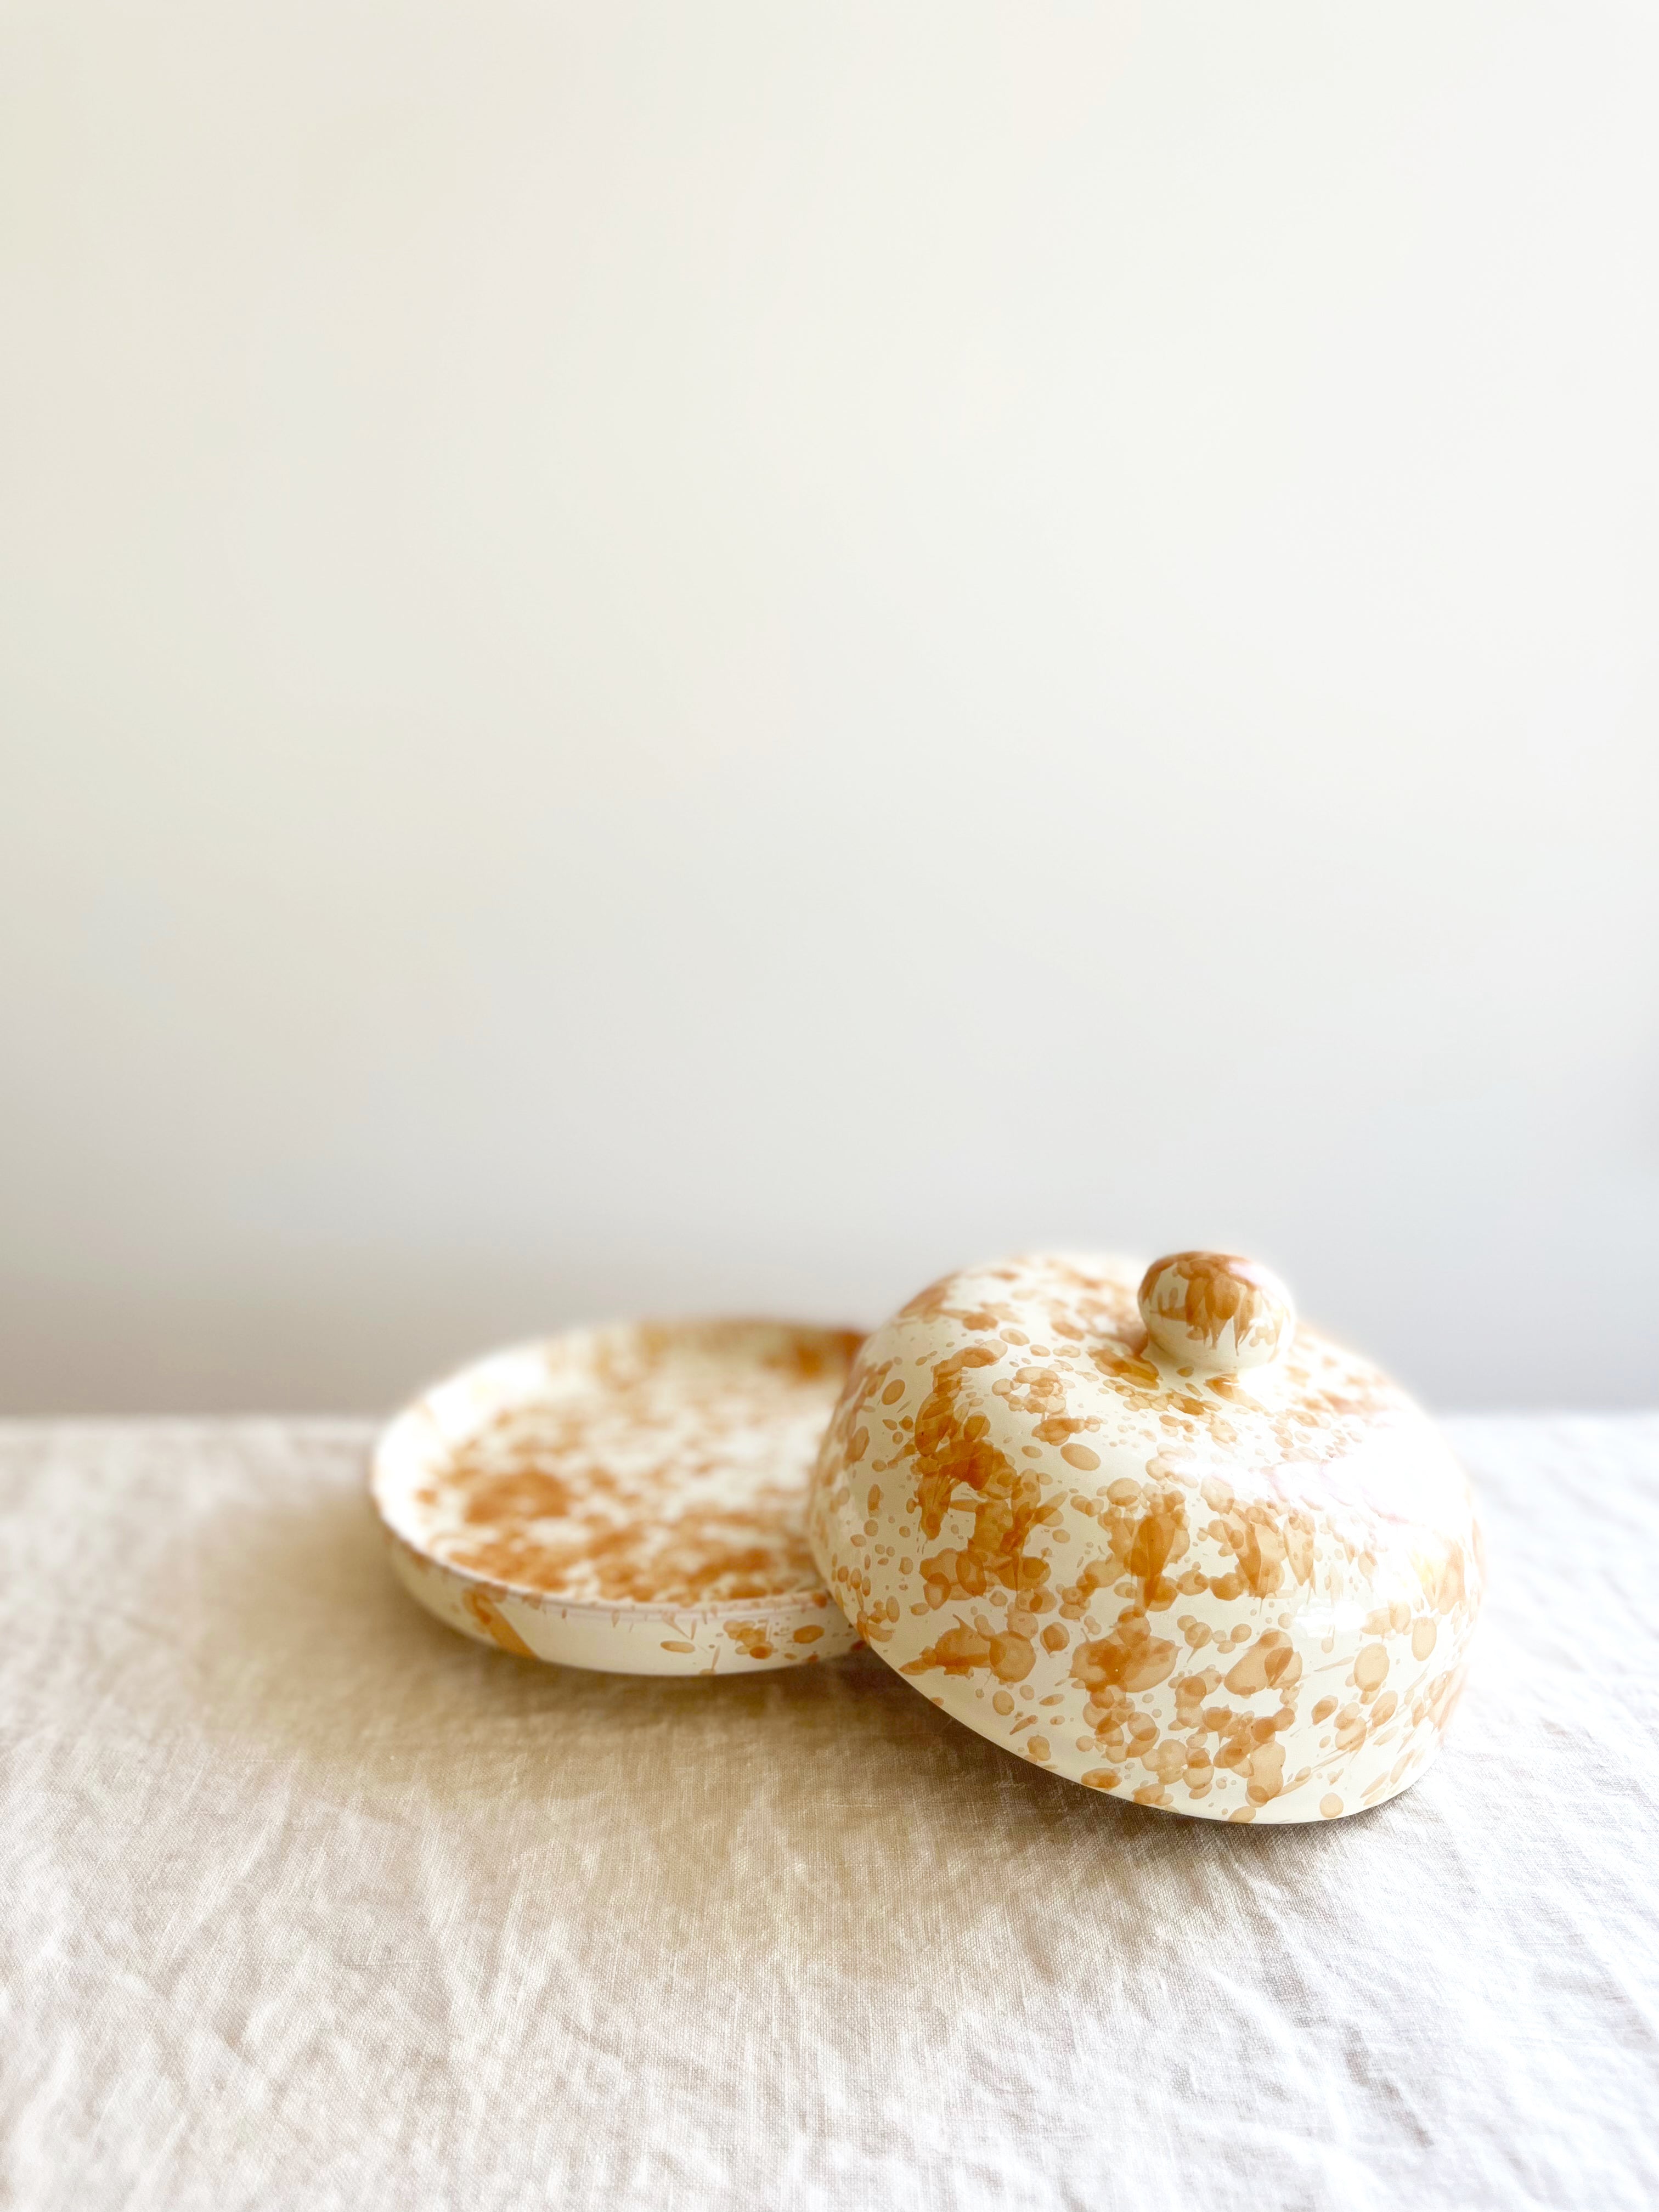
[{"left": 806, "top": 1250, "right": 1482, "bottom": 1822}]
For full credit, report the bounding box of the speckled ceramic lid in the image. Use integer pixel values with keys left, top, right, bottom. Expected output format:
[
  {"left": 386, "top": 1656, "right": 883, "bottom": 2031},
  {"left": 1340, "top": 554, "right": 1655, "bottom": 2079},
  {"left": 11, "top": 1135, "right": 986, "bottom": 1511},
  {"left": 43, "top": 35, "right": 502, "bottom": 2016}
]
[
  {"left": 373, "top": 1319, "right": 864, "bottom": 1675},
  {"left": 806, "top": 1251, "right": 1483, "bottom": 1822}
]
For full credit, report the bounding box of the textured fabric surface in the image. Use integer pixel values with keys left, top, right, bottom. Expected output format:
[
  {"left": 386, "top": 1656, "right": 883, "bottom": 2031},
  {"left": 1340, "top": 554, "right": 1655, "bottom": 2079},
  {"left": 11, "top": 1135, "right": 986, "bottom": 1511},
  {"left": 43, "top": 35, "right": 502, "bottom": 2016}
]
[{"left": 2, "top": 1415, "right": 1655, "bottom": 2211}]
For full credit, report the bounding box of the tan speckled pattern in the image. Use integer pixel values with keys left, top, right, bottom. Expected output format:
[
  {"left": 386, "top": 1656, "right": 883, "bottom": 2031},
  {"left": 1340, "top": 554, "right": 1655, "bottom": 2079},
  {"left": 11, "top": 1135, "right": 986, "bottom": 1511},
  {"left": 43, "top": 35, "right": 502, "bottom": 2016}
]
[
  {"left": 807, "top": 1253, "right": 1482, "bottom": 1821},
  {"left": 374, "top": 1321, "right": 864, "bottom": 1675}
]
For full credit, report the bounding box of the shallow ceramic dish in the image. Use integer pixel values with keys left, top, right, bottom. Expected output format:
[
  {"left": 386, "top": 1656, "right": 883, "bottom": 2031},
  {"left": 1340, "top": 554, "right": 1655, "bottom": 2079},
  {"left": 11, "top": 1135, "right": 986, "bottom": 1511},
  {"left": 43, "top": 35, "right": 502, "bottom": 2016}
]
[
  {"left": 808, "top": 1251, "right": 1482, "bottom": 1821},
  {"left": 373, "top": 1319, "right": 864, "bottom": 1674}
]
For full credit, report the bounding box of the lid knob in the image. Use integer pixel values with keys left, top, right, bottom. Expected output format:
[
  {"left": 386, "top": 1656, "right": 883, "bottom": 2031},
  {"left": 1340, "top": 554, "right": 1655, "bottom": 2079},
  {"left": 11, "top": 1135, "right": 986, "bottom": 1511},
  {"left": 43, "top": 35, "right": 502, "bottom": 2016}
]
[{"left": 1137, "top": 1251, "right": 1295, "bottom": 1376}]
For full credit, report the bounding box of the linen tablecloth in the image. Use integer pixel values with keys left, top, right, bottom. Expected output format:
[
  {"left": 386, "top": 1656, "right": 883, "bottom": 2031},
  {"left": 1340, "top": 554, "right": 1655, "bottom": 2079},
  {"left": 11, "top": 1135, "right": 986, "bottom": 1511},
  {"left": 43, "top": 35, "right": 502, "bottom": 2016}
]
[{"left": 3, "top": 1415, "right": 1656, "bottom": 2210}]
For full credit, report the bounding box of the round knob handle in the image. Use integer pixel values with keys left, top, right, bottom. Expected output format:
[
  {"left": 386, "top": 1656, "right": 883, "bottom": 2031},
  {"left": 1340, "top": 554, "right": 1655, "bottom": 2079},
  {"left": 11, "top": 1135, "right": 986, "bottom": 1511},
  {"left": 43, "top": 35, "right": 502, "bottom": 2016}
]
[{"left": 1137, "top": 1251, "right": 1295, "bottom": 1376}]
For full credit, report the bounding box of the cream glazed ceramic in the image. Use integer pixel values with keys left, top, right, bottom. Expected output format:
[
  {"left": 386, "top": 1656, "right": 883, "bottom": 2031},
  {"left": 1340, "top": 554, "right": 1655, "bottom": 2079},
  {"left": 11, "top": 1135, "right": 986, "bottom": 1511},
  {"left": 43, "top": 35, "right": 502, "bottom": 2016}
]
[
  {"left": 808, "top": 1252, "right": 1482, "bottom": 1822},
  {"left": 373, "top": 1321, "right": 863, "bottom": 1675}
]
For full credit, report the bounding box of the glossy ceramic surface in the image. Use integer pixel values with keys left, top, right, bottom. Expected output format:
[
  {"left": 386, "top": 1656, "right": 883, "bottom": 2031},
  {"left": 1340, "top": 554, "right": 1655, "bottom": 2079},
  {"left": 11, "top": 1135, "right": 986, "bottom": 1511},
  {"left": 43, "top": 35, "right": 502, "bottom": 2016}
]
[
  {"left": 807, "top": 1252, "right": 1482, "bottom": 1821},
  {"left": 374, "top": 1320, "right": 864, "bottom": 1674}
]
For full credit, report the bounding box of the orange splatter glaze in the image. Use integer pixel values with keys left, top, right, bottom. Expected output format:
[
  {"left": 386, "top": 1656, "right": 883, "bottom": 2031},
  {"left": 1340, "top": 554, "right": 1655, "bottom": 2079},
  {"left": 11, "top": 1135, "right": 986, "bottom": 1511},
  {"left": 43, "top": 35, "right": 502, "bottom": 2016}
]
[
  {"left": 1139, "top": 1251, "right": 1290, "bottom": 1358},
  {"left": 462, "top": 1587, "right": 535, "bottom": 1658},
  {"left": 808, "top": 1254, "right": 1482, "bottom": 1823},
  {"left": 406, "top": 1321, "right": 860, "bottom": 1609}
]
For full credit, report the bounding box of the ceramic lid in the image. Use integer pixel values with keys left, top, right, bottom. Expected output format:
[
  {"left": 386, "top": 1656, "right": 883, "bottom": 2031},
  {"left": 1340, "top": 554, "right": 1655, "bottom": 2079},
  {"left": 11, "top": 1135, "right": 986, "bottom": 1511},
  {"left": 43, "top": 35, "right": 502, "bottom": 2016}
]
[
  {"left": 373, "top": 1319, "right": 864, "bottom": 1674},
  {"left": 806, "top": 1251, "right": 1482, "bottom": 1822}
]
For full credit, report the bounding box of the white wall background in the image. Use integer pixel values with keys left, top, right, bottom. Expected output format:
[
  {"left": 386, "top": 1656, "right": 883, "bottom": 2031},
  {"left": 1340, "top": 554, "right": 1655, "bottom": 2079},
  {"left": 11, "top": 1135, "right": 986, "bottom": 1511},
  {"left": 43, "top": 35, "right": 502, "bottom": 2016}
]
[{"left": 2, "top": 1, "right": 1655, "bottom": 1413}]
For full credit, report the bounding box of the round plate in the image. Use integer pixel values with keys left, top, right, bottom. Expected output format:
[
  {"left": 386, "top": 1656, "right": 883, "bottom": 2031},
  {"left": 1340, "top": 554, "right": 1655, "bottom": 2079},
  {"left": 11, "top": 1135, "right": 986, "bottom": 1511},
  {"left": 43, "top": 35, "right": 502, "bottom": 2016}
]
[{"left": 371, "top": 1319, "right": 864, "bottom": 1674}]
